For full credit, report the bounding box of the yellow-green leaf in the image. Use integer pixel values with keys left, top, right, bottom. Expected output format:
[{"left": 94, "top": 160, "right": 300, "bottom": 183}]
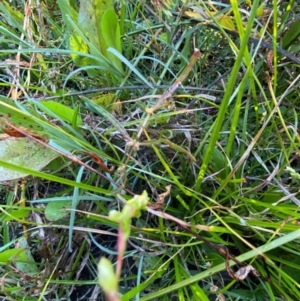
[{"left": 218, "top": 15, "right": 236, "bottom": 31}]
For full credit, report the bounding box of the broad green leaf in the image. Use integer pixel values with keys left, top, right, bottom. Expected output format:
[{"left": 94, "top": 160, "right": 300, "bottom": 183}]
[
  {"left": 0, "top": 138, "right": 59, "bottom": 182},
  {"left": 57, "top": 0, "right": 85, "bottom": 61},
  {"left": 57, "top": 0, "right": 99, "bottom": 77},
  {"left": 0, "top": 238, "right": 39, "bottom": 275},
  {"left": 67, "top": 16, "right": 103, "bottom": 78},
  {"left": 0, "top": 248, "right": 25, "bottom": 264},
  {"left": 59, "top": 0, "right": 123, "bottom": 79},
  {"left": 101, "top": 9, "right": 124, "bottom": 73},
  {"left": 0, "top": 109, "right": 87, "bottom": 159},
  {"left": 282, "top": 18, "right": 300, "bottom": 49},
  {"left": 39, "top": 101, "right": 83, "bottom": 126},
  {"left": 15, "top": 237, "right": 39, "bottom": 275},
  {"left": 0, "top": 98, "right": 81, "bottom": 143},
  {"left": 0, "top": 97, "right": 44, "bottom": 131},
  {"left": 78, "top": 0, "right": 114, "bottom": 56},
  {"left": 69, "top": 33, "right": 90, "bottom": 65},
  {"left": 45, "top": 200, "right": 74, "bottom": 221}
]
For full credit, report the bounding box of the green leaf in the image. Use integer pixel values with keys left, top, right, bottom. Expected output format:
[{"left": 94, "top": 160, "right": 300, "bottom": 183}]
[
  {"left": 98, "top": 257, "right": 118, "bottom": 292},
  {"left": 255, "top": 3, "right": 264, "bottom": 17},
  {"left": 0, "top": 1, "right": 24, "bottom": 31},
  {"left": 78, "top": 0, "right": 114, "bottom": 56},
  {"left": 108, "top": 209, "right": 122, "bottom": 222},
  {"left": 0, "top": 208, "right": 29, "bottom": 222},
  {"left": 83, "top": 96, "right": 129, "bottom": 138},
  {"left": 282, "top": 257, "right": 300, "bottom": 282},
  {"left": 91, "top": 93, "right": 115, "bottom": 110},
  {"left": 15, "top": 237, "right": 39, "bottom": 275},
  {"left": 282, "top": 18, "right": 300, "bottom": 50},
  {"left": 0, "top": 138, "right": 59, "bottom": 182},
  {"left": 69, "top": 33, "right": 92, "bottom": 65},
  {"left": 0, "top": 97, "right": 47, "bottom": 134},
  {"left": 101, "top": 9, "right": 124, "bottom": 73},
  {"left": 205, "top": 252, "right": 224, "bottom": 266},
  {"left": 57, "top": 0, "right": 79, "bottom": 24},
  {"left": 218, "top": 14, "right": 236, "bottom": 31},
  {"left": 0, "top": 239, "right": 38, "bottom": 276},
  {"left": 57, "top": 0, "right": 80, "bottom": 53},
  {"left": 39, "top": 101, "right": 83, "bottom": 126},
  {"left": 288, "top": 42, "right": 300, "bottom": 54},
  {"left": 57, "top": 0, "right": 100, "bottom": 78},
  {"left": 127, "top": 191, "right": 149, "bottom": 217},
  {"left": 45, "top": 200, "right": 73, "bottom": 221},
  {"left": 0, "top": 248, "right": 26, "bottom": 264}
]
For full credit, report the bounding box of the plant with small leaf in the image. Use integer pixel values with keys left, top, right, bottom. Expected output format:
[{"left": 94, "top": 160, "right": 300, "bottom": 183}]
[
  {"left": 98, "top": 191, "right": 149, "bottom": 299},
  {"left": 57, "top": 0, "right": 124, "bottom": 84}
]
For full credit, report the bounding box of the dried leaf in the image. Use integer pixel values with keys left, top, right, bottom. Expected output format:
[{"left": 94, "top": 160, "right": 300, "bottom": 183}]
[
  {"left": 90, "top": 152, "right": 114, "bottom": 174},
  {"left": 234, "top": 265, "right": 260, "bottom": 280},
  {"left": 148, "top": 185, "right": 171, "bottom": 209},
  {"left": 266, "top": 50, "right": 274, "bottom": 73}
]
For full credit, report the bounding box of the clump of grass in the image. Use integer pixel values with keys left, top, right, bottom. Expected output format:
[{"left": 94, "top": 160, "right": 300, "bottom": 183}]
[{"left": 0, "top": 0, "right": 300, "bottom": 300}]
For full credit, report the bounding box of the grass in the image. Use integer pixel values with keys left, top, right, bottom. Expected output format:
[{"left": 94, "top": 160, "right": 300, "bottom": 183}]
[{"left": 0, "top": 0, "right": 300, "bottom": 300}]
